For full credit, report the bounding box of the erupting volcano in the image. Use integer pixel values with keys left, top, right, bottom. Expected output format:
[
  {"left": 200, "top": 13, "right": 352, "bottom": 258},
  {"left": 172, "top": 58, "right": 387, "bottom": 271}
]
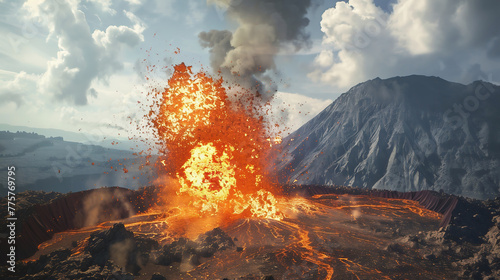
[
  {"left": 6, "top": 65, "right": 498, "bottom": 280},
  {"left": 149, "top": 63, "right": 282, "bottom": 221}
]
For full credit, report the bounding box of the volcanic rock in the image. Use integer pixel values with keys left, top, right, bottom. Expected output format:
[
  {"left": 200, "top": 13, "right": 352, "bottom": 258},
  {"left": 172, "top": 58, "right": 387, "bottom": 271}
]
[
  {"left": 151, "top": 272, "right": 167, "bottom": 280},
  {"left": 277, "top": 75, "right": 500, "bottom": 199},
  {"left": 87, "top": 223, "right": 133, "bottom": 255},
  {"left": 23, "top": 249, "right": 73, "bottom": 276},
  {"left": 85, "top": 222, "right": 159, "bottom": 274},
  {"left": 393, "top": 197, "right": 500, "bottom": 279},
  {"left": 0, "top": 190, "right": 62, "bottom": 219},
  {"left": 154, "top": 238, "right": 198, "bottom": 266},
  {"left": 8, "top": 187, "right": 500, "bottom": 279},
  {"left": 456, "top": 211, "right": 500, "bottom": 279},
  {"left": 443, "top": 197, "right": 494, "bottom": 244},
  {"left": 385, "top": 242, "right": 405, "bottom": 254},
  {"left": 232, "top": 275, "right": 275, "bottom": 280},
  {"left": 135, "top": 236, "right": 160, "bottom": 266},
  {"left": 154, "top": 227, "right": 235, "bottom": 267},
  {"left": 11, "top": 249, "right": 135, "bottom": 280},
  {"left": 0, "top": 186, "right": 162, "bottom": 264},
  {"left": 6, "top": 223, "right": 159, "bottom": 279},
  {"left": 195, "top": 227, "right": 235, "bottom": 257}
]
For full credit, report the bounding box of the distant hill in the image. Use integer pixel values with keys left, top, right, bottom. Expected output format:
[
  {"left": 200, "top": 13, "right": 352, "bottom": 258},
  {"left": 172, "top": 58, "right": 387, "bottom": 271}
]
[
  {"left": 0, "top": 123, "right": 148, "bottom": 151},
  {"left": 276, "top": 75, "right": 500, "bottom": 199},
  {"left": 0, "top": 131, "right": 156, "bottom": 194}
]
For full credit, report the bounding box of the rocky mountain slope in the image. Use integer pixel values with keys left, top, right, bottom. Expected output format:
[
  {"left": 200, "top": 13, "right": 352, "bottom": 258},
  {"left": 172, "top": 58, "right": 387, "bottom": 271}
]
[{"left": 276, "top": 75, "right": 500, "bottom": 199}]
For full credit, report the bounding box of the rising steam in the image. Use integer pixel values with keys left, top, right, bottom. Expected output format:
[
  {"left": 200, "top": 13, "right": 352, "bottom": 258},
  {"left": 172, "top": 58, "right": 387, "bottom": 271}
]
[{"left": 80, "top": 189, "right": 135, "bottom": 227}]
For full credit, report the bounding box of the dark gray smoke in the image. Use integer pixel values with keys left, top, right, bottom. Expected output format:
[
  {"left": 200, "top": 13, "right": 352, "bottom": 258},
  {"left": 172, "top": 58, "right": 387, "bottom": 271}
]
[{"left": 199, "top": 0, "right": 312, "bottom": 102}]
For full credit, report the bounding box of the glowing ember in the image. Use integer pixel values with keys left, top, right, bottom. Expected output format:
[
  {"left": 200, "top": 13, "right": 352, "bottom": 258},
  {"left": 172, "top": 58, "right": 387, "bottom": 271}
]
[{"left": 150, "top": 63, "right": 282, "bottom": 220}]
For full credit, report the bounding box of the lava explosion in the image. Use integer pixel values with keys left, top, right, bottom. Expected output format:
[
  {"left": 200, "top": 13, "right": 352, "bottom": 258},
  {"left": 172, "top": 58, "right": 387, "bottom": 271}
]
[{"left": 150, "top": 63, "right": 282, "bottom": 220}]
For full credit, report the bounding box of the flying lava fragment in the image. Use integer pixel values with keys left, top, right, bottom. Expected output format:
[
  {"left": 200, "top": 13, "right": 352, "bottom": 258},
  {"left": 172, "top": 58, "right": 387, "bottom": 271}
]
[{"left": 149, "top": 63, "right": 282, "bottom": 220}]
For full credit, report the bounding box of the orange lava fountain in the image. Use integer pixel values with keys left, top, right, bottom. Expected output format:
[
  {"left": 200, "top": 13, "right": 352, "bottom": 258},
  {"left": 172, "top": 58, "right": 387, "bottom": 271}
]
[{"left": 149, "top": 63, "right": 282, "bottom": 221}]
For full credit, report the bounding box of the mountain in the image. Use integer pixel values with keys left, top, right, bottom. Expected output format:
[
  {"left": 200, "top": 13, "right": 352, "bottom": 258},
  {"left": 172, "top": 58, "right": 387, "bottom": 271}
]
[
  {"left": 0, "top": 123, "right": 149, "bottom": 151},
  {"left": 0, "top": 131, "right": 155, "bottom": 193},
  {"left": 276, "top": 75, "right": 500, "bottom": 199}
]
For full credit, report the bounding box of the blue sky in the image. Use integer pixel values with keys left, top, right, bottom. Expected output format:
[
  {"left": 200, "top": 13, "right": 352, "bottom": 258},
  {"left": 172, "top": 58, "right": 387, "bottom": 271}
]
[{"left": 1, "top": 0, "right": 499, "bottom": 141}]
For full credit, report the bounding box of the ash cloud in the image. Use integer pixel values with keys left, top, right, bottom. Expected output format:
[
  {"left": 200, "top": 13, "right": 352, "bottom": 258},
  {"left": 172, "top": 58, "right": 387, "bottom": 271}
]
[{"left": 200, "top": 0, "right": 313, "bottom": 102}]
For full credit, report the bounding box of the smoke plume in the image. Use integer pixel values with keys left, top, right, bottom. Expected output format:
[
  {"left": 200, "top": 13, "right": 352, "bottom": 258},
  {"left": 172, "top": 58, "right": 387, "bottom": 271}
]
[
  {"left": 200, "top": 0, "right": 312, "bottom": 102},
  {"left": 81, "top": 189, "right": 135, "bottom": 227}
]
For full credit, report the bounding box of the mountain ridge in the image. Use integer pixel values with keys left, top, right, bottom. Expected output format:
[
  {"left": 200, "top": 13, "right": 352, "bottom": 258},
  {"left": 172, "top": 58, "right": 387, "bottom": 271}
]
[
  {"left": 276, "top": 75, "right": 500, "bottom": 199},
  {"left": 0, "top": 131, "right": 154, "bottom": 193}
]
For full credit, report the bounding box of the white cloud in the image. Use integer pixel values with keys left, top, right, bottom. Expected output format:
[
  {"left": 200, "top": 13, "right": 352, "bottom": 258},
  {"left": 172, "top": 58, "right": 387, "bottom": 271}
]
[
  {"left": 22, "top": 0, "right": 145, "bottom": 105},
  {"left": 127, "top": 0, "right": 178, "bottom": 18},
  {"left": 313, "top": 50, "right": 334, "bottom": 67},
  {"left": 311, "top": 0, "right": 500, "bottom": 91},
  {"left": 0, "top": 71, "right": 39, "bottom": 107},
  {"left": 185, "top": 0, "right": 207, "bottom": 26},
  {"left": 87, "top": 0, "right": 117, "bottom": 15},
  {"left": 0, "top": 0, "right": 150, "bottom": 138},
  {"left": 0, "top": 69, "right": 147, "bottom": 138},
  {"left": 124, "top": 0, "right": 141, "bottom": 5}
]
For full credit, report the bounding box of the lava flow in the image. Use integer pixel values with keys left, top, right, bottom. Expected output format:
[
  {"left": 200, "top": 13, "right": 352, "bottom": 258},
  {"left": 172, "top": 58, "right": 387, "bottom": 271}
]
[
  {"left": 18, "top": 64, "right": 454, "bottom": 280},
  {"left": 149, "top": 63, "right": 282, "bottom": 222},
  {"left": 27, "top": 192, "right": 450, "bottom": 279}
]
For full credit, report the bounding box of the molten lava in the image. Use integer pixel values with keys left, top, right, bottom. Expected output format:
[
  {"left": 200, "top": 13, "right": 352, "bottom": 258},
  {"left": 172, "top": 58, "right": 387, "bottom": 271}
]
[
  {"left": 28, "top": 194, "right": 448, "bottom": 279},
  {"left": 150, "top": 63, "right": 282, "bottom": 221},
  {"left": 15, "top": 62, "right": 458, "bottom": 280}
]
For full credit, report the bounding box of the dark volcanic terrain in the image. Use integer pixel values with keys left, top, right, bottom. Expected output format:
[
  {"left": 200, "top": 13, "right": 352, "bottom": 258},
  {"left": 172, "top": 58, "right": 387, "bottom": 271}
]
[{"left": 1, "top": 186, "right": 499, "bottom": 279}]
